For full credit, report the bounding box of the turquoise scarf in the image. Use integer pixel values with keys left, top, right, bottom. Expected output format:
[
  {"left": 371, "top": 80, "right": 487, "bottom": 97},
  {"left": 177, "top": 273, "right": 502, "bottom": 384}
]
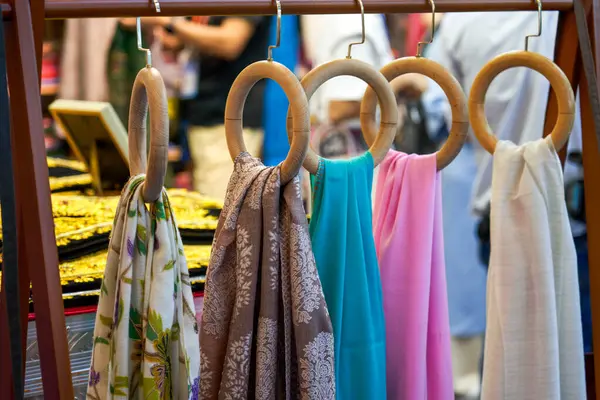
[{"left": 309, "top": 153, "right": 387, "bottom": 399}]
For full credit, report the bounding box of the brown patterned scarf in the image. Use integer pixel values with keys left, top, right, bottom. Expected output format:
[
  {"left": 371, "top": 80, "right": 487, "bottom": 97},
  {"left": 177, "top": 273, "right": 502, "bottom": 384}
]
[{"left": 200, "top": 153, "right": 335, "bottom": 399}]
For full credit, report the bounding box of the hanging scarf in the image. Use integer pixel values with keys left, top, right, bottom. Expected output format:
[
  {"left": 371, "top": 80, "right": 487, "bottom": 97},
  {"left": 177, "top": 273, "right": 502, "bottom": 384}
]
[
  {"left": 482, "top": 137, "right": 586, "bottom": 399},
  {"left": 309, "top": 153, "right": 387, "bottom": 399},
  {"left": 87, "top": 175, "right": 200, "bottom": 399},
  {"left": 372, "top": 151, "right": 453, "bottom": 400},
  {"left": 200, "top": 153, "right": 335, "bottom": 399}
]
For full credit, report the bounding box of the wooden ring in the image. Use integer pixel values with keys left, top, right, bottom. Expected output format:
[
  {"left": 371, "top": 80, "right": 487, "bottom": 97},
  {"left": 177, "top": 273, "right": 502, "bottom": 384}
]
[
  {"left": 469, "top": 51, "right": 575, "bottom": 154},
  {"left": 286, "top": 58, "right": 398, "bottom": 173},
  {"left": 128, "top": 67, "right": 169, "bottom": 203},
  {"left": 361, "top": 57, "right": 469, "bottom": 170},
  {"left": 225, "top": 60, "right": 309, "bottom": 184}
]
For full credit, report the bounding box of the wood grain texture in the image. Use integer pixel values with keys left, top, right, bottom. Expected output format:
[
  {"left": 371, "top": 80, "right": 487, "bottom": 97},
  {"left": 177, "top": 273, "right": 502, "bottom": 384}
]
[
  {"left": 469, "top": 50, "right": 576, "bottom": 154},
  {"left": 4, "top": 0, "right": 72, "bottom": 398},
  {"left": 128, "top": 66, "right": 169, "bottom": 203},
  {"left": 31, "top": 0, "right": 43, "bottom": 80},
  {"left": 581, "top": 66, "right": 600, "bottom": 400},
  {"left": 576, "top": 0, "right": 600, "bottom": 397},
  {"left": 544, "top": 10, "right": 581, "bottom": 165},
  {"left": 361, "top": 57, "right": 468, "bottom": 170},
  {"left": 286, "top": 58, "right": 398, "bottom": 173},
  {"left": 226, "top": 60, "right": 309, "bottom": 184}
]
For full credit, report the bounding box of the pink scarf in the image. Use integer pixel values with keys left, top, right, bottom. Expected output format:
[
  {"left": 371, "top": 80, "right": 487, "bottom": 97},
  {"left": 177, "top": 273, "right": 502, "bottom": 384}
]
[{"left": 373, "top": 151, "right": 453, "bottom": 400}]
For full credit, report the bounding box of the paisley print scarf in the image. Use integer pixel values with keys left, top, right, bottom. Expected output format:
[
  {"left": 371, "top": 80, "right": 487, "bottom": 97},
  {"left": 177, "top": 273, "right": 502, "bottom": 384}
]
[
  {"left": 87, "top": 175, "right": 201, "bottom": 399},
  {"left": 200, "top": 153, "right": 335, "bottom": 399}
]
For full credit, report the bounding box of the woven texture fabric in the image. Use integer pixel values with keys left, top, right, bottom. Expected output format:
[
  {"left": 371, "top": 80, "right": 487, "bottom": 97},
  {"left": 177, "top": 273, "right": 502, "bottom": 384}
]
[
  {"left": 309, "top": 153, "right": 387, "bottom": 399},
  {"left": 200, "top": 153, "right": 335, "bottom": 399},
  {"left": 482, "top": 137, "right": 586, "bottom": 400},
  {"left": 373, "top": 150, "right": 453, "bottom": 400},
  {"left": 87, "top": 175, "right": 201, "bottom": 399}
]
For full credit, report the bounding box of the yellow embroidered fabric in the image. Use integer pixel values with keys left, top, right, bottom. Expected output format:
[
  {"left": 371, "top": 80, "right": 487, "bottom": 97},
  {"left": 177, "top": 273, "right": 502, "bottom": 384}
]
[
  {"left": 59, "top": 244, "right": 211, "bottom": 286},
  {"left": 46, "top": 157, "right": 88, "bottom": 172},
  {"left": 49, "top": 173, "right": 94, "bottom": 192},
  {"left": 0, "top": 189, "right": 221, "bottom": 246},
  {"left": 0, "top": 244, "right": 210, "bottom": 296}
]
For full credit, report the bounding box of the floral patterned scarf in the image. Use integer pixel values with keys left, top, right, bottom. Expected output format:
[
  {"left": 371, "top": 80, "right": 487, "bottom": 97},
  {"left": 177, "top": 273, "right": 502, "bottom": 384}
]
[
  {"left": 200, "top": 153, "right": 335, "bottom": 399},
  {"left": 87, "top": 175, "right": 201, "bottom": 399}
]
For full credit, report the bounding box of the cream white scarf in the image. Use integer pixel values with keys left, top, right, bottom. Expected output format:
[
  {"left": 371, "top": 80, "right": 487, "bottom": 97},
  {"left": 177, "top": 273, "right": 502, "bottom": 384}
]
[
  {"left": 87, "top": 175, "right": 201, "bottom": 399},
  {"left": 482, "top": 137, "right": 586, "bottom": 400}
]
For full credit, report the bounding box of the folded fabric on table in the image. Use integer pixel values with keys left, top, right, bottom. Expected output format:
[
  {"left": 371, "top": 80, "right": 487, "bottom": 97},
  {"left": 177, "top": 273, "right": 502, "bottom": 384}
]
[{"left": 0, "top": 188, "right": 221, "bottom": 261}]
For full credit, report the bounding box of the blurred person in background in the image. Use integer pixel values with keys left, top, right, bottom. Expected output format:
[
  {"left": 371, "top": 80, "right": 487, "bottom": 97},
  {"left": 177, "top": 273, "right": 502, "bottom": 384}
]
[
  {"left": 111, "top": 18, "right": 197, "bottom": 189},
  {"left": 144, "top": 16, "right": 271, "bottom": 200},
  {"left": 396, "top": 11, "right": 590, "bottom": 398}
]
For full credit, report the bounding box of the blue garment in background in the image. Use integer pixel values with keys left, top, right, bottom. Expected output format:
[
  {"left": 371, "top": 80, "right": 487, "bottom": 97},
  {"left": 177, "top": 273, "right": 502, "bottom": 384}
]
[
  {"left": 441, "top": 142, "right": 487, "bottom": 337},
  {"left": 422, "top": 78, "right": 487, "bottom": 337},
  {"left": 309, "top": 153, "right": 387, "bottom": 399},
  {"left": 262, "top": 15, "right": 299, "bottom": 166}
]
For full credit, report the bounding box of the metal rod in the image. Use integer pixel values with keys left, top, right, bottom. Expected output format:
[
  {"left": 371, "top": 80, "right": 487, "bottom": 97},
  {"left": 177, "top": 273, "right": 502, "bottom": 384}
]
[
  {"left": 136, "top": 17, "right": 152, "bottom": 67},
  {"left": 33, "top": 0, "right": 573, "bottom": 19},
  {"left": 525, "top": 0, "right": 543, "bottom": 51},
  {"left": 267, "top": 0, "right": 281, "bottom": 61},
  {"left": 416, "top": 0, "right": 436, "bottom": 57},
  {"left": 346, "top": 0, "right": 366, "bottom": 59}
]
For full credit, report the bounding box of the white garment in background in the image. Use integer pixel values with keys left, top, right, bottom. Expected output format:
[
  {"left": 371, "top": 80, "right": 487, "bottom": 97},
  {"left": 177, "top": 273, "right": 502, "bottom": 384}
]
[
  {"left": 300, "top": 14, "right": 393, "bottom": 121},
  {"left": 425, "top": 12, "right": 576, "bottom": 214},
  {"left": 60, "top": 18, "right": 118, "bottom": 101},
  {"left": 482, "top": 137, "right": 586, "bottom": 400}
]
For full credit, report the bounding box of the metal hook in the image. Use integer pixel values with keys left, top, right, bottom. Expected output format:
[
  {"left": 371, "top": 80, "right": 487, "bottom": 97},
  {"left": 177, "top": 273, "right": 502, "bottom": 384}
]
[
  {"left": 416, "top": 0, "right": 436, "bottom": 58},
  {"left": 525, "top": 0, "right": 542, "bottom": 51},
  {"left": 137, "top": 0, "right": 161, "bottom": 67},
  {"left": 136, "top": 18, "right": 152, "bottom": 67},
  {"left": 267, "top": 0, "right": 282, "bottom": 61},
  {"left": 347, "top": 0, "right": 366, "bottom": 59}
]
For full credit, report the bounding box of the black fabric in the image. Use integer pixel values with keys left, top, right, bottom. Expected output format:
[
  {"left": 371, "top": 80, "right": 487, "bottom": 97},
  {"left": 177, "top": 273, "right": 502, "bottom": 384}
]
[
  {"left": 187, "top": 16, "right": 271, "bottom": 129},
  {"left": 566, "top": 151, "right": 586, "bottom": 223},
  {"left": 0, "top": 15, "right": 24, "bottom": 399},
  {"left": 394, "top": 99, "right": 437, "bottom": 155},
  {"left": 476, "top": 204, "right": 491, "bottom": 267}
]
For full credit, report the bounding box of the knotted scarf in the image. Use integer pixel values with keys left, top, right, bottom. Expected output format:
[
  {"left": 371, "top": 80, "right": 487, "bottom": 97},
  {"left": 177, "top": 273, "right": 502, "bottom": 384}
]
[
  {"left": 482, "top": 137, "right": 586, "bottom": 399},
  {"left": 200, "top": 153, "right": 335, "bottom": 399},
  {"left": 373, "top": 151, "right": 453, "bottom": 400},
  {"left": 309, "top": 153, "right": 387, "bottom": 399},
  {"left": 87, "top": 175, "right": 201, "bottom": 399}
]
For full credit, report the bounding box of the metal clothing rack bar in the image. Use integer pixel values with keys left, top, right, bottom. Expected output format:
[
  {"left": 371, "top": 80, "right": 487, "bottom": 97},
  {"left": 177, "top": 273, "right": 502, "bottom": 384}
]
[
  {"left": 38, "top": 0, "right": 574, "bottom": 18},
  {"left": 0, "top": 0, "right": 598, "bottom": 399},
  {"left": 0, "top": 0, "right": 576, "bottom": 19}
]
